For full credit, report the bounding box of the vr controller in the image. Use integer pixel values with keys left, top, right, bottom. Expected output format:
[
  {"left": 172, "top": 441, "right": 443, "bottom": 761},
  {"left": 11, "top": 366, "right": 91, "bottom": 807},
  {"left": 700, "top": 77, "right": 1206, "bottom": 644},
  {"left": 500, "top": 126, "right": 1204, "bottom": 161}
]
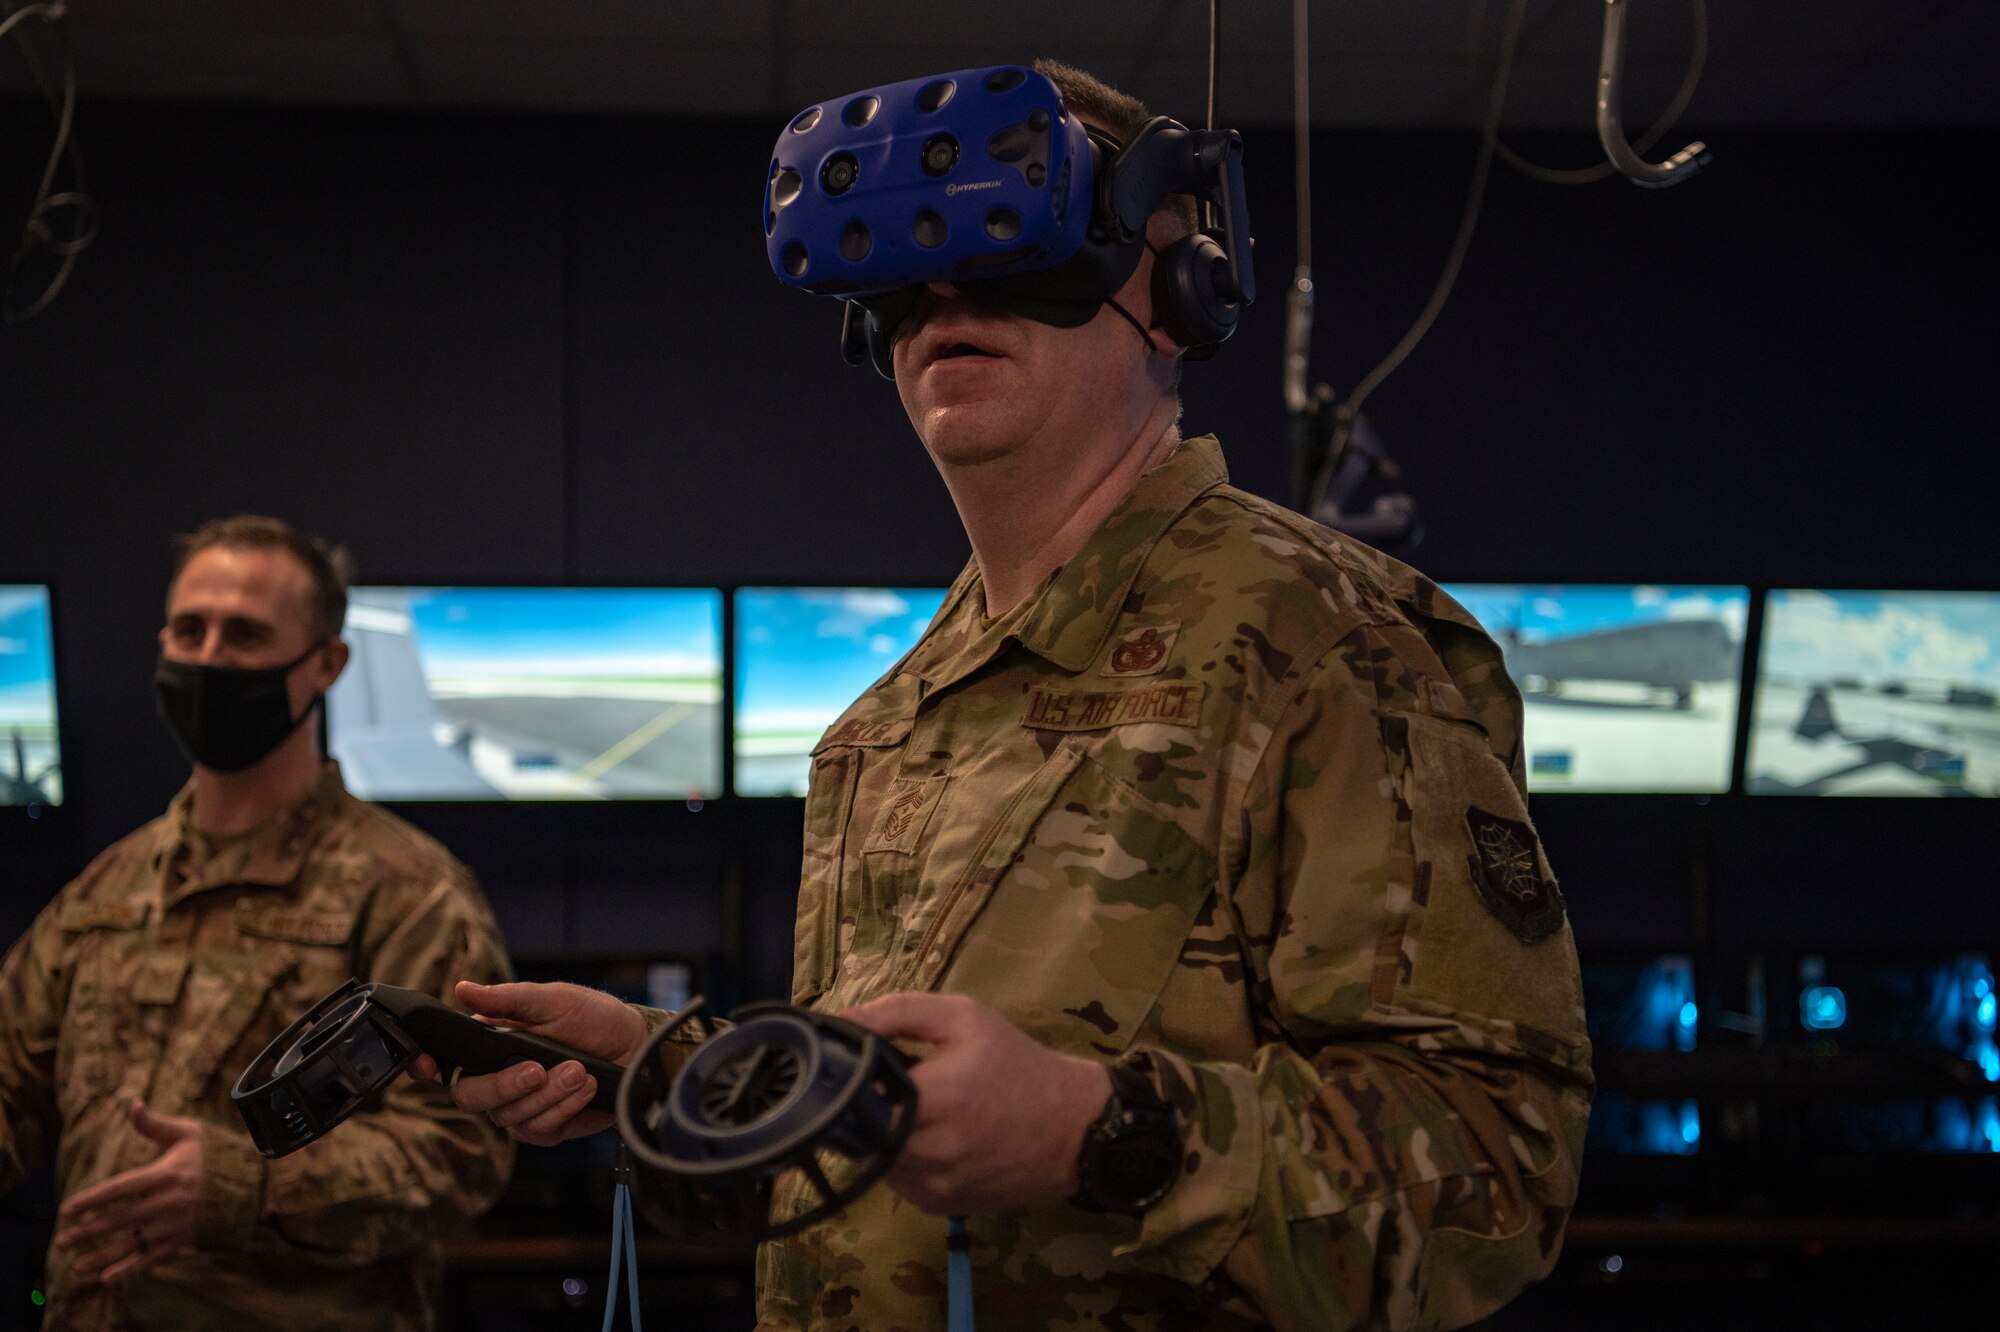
[
  {"left": 765, "top": 65, "right": 1255, "bottom": 377},
  {"left": 232, "top": 979, "right": 625, "bottom": 1159},
  {"left": 234, "top": 981, "right": 917, "bottom": 1247}
]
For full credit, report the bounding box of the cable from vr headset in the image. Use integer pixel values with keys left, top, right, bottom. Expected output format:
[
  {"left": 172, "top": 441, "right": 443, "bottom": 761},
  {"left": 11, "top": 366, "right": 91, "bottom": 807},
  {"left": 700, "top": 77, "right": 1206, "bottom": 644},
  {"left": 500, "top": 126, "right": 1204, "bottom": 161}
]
[
  {"left": 601, "top": 1146, "right": 645, "bottom": 1332},
  {"left": 764, "top": 63, "right": 1255, "bottom": 380}
]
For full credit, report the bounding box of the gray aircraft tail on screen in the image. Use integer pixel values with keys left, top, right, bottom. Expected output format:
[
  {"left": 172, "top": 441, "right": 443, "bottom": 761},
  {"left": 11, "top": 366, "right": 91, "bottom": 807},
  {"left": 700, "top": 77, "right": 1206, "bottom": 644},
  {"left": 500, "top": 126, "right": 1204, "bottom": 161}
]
[
  {"left": 3, "top": 727, "right": 57, "bottom": 805},
  {"left": 1504, "top": 618, "right": 1737, "bottom": 709},
  {"left": 1757, "top": 683, "right": 1987, "bottom": 796},
  {"left": 329, "top": 592, "right": 499, "bottom": 797}
]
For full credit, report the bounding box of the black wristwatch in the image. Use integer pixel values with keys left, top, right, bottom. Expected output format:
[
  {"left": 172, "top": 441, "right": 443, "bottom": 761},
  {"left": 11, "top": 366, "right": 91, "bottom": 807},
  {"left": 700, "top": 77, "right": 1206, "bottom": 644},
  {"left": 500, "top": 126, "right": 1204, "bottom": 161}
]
[{"left": 1070, "top": 1061, "right": 1183, "bottom": 1216}]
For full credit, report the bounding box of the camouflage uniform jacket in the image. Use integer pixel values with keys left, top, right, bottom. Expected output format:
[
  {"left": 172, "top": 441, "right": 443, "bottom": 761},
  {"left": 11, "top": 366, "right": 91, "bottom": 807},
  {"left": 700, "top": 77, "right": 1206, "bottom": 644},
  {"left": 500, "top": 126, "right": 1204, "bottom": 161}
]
[
  {"left": 760, "top": 435, "right": 1593, "bottom": 1331},
  {"left": 0, "top": 761, "right": 515, "bottom": 1331}
]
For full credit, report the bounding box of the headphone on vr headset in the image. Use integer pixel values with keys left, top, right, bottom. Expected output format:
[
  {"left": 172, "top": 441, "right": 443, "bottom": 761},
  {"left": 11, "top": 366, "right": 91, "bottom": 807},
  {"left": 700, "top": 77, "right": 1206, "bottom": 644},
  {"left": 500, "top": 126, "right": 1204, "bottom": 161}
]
[{"left": 766, "top": 66, "right": 1254, "bottom": 379}]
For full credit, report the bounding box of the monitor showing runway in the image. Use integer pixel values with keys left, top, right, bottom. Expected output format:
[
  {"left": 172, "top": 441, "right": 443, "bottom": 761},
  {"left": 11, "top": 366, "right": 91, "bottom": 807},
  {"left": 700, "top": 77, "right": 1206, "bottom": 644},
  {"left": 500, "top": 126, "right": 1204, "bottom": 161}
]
[
  {"left": 1443, "top": 584, "right": 1750, "bottom": 793},
  {"left": 0, "top": 585, "right": 62, "bottom": 806},
  {"left": 1748, "top": 589, "right": 2000, "bottom": 797},
  {"left": 330, "top": 587, "right": 722, "bottom": 800},
  {"left": 735, "top": 587, "right": 948, "bottom": 796}
]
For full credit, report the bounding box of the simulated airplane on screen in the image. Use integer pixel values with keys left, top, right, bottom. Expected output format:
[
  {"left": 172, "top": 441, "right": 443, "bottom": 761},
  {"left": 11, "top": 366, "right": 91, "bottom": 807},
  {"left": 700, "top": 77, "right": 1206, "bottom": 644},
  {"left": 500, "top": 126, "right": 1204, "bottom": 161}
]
[
  {"left": 329, "top": 590, "right": 721, "bottom": 800},
  {"left": 1749, "top": 679, "right": 1997, "bottom": 796},
  {"left": 329, "top": 597, "right": 498, "bottom": 798},
  {"left": 1504, "top": 618, "right": 1738, "bottom": 710},
  {"left": 3, "top": 728, "right": 58, "bottom": 805}
]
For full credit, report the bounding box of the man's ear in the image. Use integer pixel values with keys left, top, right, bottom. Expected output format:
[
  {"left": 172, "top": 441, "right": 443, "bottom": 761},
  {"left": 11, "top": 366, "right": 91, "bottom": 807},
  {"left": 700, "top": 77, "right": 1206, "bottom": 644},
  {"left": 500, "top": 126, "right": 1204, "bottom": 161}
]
[{"left": 314, "top": 638, "right": 352, "bottom": 691}]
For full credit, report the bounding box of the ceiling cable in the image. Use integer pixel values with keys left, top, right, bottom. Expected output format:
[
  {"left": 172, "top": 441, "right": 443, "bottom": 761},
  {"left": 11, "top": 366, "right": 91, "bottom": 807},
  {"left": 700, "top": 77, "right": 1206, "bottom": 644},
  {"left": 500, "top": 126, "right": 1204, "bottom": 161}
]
[{"left": 4, "top": 0, "right": 98, "bottom": 325}]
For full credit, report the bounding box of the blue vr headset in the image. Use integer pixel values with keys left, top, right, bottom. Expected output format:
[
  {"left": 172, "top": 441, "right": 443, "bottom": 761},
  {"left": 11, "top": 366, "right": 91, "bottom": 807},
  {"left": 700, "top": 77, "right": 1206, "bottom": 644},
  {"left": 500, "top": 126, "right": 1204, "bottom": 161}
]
[{"left": 764, "top": 65, "right": 1255, "bottom": 378}]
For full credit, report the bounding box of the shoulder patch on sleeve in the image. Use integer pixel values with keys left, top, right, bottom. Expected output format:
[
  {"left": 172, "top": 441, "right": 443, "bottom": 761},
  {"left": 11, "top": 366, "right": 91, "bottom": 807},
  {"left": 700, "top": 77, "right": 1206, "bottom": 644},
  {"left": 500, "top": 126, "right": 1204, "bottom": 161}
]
[{"left": 1464, "top": 806, "right": 1566, "bottom": 944}]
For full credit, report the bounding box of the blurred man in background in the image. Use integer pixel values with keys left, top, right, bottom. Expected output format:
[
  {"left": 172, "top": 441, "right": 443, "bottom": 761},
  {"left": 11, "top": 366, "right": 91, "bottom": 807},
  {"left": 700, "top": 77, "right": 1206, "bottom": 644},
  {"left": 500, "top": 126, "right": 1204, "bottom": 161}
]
[{"left": 0, "top": 515, "right": 514, "bottom": 1331}]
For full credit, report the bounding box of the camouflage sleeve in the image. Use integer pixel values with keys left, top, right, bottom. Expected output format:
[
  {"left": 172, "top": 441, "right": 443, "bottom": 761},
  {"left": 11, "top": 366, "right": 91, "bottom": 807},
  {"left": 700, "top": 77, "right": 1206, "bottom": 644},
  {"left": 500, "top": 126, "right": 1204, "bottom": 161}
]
[
  {"left": 1118, "top": 625, "right": 1594, "bottom": 1331},
  {"left": 0, "top": 894, "right": 71, "bottom": 1195},
  {"left": 201, "top": 870, "right": 517, "bottom": 1265}
]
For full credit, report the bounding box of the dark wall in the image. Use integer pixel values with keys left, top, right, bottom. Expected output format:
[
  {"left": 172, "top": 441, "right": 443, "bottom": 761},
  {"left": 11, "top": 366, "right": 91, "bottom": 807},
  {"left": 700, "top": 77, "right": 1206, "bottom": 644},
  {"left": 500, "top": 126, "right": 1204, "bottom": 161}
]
[{"left": 2, "top": 102, "right": 1993, "bottom": 1001}]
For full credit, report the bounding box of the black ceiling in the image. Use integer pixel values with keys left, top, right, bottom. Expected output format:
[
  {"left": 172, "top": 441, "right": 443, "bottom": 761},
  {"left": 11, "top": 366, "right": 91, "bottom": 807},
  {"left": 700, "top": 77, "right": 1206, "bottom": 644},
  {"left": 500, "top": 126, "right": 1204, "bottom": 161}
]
[{"left": 3, "top": 0, "right": 1996, "bottom": 129}]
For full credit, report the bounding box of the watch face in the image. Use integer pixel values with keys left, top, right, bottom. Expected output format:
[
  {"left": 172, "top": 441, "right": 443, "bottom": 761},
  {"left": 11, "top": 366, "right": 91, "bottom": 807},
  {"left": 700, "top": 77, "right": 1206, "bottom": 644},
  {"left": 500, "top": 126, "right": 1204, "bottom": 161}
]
[
  {"left": 1100, "top": 1131, "right": 1182, "bottom": 1205},
  {"left": 1075, "top": 1063, "right": 1184, "bottom": 1215}
]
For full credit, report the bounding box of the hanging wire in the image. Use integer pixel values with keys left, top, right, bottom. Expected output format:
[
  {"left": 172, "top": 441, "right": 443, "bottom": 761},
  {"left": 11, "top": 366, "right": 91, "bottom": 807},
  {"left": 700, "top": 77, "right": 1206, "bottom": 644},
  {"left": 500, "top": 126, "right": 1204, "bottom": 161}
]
[
  {"left": 1205, "top": 0, "right": 1219, "bottom": 130},
  {"left": 1290, "top": 0, "right": 1308, "bottom": 271},
  {"left": 1339, "top": 0, "right": 1531, "bottom": 423},
  {"left": 1281, "top": 0, "right": 1316, "bottom": 421},
  {"left": 1490, "top": 0, "right": 1708, "bottom": 185},
  {"left": 4, "top": 0, "right": 98, "bottom": 325},
  {"left": 1200, "top": 0, "right": 1220, "bottom": 232}
]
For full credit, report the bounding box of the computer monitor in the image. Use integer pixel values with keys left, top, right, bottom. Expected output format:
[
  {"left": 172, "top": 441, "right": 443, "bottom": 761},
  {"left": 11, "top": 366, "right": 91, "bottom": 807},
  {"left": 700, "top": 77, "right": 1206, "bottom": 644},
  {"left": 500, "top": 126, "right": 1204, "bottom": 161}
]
[
  {"left": 734, "top": 587, "right": 949, "bottom": 796},
  {"left": 1581, "top": 951, "right": 1702, "bottom": 1155},
  {"left": 329, "top": 587, "right": 723, "bottom": 800},
  {"left": 1747, "top": 589, "right": 2000, "bottom": 797},
  {"left": 0, "top": 585, "right": 61, "bottom": 806},
  {"left": 1787, "top": 949, "right": 1998, "bottom": 1155},
  {"left": 1441, "top": 584, "right": 1750, "bottom": 793}
]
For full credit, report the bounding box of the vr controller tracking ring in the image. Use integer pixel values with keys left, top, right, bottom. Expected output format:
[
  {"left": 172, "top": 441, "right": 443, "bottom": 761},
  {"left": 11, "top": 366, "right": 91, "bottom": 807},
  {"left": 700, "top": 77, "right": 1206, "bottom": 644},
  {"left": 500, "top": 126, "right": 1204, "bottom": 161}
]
[
  {"left": 614, "top": 998, "right": 919, "bottom": 1242},
  {"left": 233, "top": 979, "right": 424, "bottom": 1158}
]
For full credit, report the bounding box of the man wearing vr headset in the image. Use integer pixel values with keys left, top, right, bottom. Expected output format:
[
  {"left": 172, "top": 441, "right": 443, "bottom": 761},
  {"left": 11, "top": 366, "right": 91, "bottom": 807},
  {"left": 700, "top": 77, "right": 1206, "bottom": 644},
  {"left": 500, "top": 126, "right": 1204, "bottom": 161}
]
[
  {"left": 0, "top": 516, "right": 514, "bottom": 1331},
  {"left": 437, "top": 62, "right": 1588, "bottom": 1331}
]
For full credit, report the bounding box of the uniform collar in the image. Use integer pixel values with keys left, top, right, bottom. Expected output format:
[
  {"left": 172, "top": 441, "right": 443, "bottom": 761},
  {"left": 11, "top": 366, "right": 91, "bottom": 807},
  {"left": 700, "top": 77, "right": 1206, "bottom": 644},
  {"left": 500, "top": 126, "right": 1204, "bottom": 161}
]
[
  {"left": 156, "top": 760, "right": 349, "bottom": 900},
  {"left": 901, "top": 435, "right": 1229, "bottom": 688}
]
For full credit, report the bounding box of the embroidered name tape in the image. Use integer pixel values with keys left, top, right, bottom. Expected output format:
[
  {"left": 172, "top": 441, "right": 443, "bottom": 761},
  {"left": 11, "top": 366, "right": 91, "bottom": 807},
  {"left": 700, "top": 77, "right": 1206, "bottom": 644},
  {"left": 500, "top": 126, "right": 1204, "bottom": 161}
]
[
  {"left": 820, "top": 717, "right": 908, "bottom": 748},
  {"left": 1023, "top": 681, "right": 1205, "bottom": 732}
]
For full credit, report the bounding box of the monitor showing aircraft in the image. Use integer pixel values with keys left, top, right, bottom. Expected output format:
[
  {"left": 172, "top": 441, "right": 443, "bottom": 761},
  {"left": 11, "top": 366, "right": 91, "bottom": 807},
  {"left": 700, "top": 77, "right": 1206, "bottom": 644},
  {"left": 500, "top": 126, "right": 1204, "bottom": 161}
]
[
  {"left": 0, "top": 585, "right": 62, "bottom": 807},
  {"left": 1442, "top": 584, "right": 1750, "bottom": 793},
  {"left": 734, "top": 586, "right": 949, "bottom": 796},
  {"left": 1747, "top": 589, "right": 2000, "bottom": 797},
  {"left": 329, "top": 587, "right": 722, "bottom": 800}
]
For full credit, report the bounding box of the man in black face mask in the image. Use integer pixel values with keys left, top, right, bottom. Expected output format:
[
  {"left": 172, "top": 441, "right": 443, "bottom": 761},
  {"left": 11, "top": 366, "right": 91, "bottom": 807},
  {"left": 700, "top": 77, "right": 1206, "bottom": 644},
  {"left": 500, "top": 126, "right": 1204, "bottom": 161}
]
[
  {"left": 0, "top": 515, "right": 515, "bottom": 1332},
  {"left": 153, "top": 520, "right": 350, "bottom": 799}
]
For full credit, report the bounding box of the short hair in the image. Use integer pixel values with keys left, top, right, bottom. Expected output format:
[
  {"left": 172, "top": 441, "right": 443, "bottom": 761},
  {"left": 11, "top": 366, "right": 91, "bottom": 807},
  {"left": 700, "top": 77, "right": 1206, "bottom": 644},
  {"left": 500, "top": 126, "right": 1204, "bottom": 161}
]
[
  {"left": 170, "top": 515, "right": 352, "bottom": 642},
  {"left": 1033, "top": 59, "right": 1201, "bottom": 237}
]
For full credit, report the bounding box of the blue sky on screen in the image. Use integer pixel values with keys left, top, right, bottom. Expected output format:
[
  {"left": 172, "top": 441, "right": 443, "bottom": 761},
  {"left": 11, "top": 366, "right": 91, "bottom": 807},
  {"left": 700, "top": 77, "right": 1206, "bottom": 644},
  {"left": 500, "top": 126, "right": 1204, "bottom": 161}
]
[
  {"left": 401, "top": 588, "right": 722, "bottom": 678},
  {"left": 736, "top": 588, "right": 948, "bottom": 730},
  {"left": 0, "top": 586, "right": 57, "bottom": 724},
  {"left": 1442, "top": 584, "right": 1749, "bottom": 644},
  {"left": 1762, "top": 589, "right": 2000, "bottom": 689}
]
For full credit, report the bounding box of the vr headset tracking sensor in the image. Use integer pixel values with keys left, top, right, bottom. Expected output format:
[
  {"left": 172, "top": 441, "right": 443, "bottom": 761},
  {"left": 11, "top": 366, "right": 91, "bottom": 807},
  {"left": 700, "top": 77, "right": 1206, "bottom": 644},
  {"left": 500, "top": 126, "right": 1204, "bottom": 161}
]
[{"left": 765, "top": 65, "right": 1255, "bottom": 377}]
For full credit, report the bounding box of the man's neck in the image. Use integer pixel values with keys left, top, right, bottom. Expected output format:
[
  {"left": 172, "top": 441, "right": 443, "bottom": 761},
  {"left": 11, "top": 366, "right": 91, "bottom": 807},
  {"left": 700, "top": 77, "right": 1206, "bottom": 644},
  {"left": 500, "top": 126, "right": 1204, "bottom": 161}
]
[
  {"left": 188, "top": 726, "right": 325, "bottom": 837},
  {"left": 944, "top": 404, "right": 1182, "bottom": 618}
]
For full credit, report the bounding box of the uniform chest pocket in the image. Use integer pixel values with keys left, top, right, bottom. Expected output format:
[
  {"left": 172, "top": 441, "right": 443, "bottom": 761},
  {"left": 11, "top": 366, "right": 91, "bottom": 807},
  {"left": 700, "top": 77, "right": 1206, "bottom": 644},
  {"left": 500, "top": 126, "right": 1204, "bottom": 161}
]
[
  {"left": 937, "top": 744, "right": 1218, "bottom": 1057},
  {"left": 154, "top": 904, "right": 358, "bottom": 1100},
  {"left": 54, "top": 903, "right": 152, "bottom": 1104},
  {"left": 232, "top": 902, "right": 358, "bottom": 1030}
]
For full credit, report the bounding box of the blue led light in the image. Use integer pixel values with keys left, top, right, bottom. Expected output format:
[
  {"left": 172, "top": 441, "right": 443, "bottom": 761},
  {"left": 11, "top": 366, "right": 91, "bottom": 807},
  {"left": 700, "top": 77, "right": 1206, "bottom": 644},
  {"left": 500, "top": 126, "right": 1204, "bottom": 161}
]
[
  {"left": 1678, "top": 1100, "right": 1701, "bottom": 1147},
  {"left": 1978, "top": 993, "right": 1997, "bottom": 1031},
  {"left": 1679, "top": 1001, "right": 1698, "bottom": 1029},
  {"left": 1801, "top": 985, "right": 1847, "bottom": 1031},
  {"left": 1979, "top": 1043, "right": 1999, "bottom": 1083}
]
